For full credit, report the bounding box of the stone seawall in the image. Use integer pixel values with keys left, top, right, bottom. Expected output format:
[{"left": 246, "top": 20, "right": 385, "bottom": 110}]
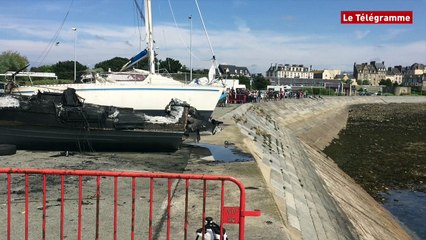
[{"left": 217, "top": 96, "right": 426, "bottom": 240}]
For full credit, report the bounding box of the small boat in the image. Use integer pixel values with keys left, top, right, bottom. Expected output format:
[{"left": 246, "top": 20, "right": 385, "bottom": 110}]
[{"left": 0, "top": 88, "right": 211, "bottom": 152}]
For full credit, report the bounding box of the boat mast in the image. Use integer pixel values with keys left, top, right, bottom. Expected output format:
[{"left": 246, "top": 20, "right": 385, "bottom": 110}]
[
  {"left": 194, "top": 0, "right": 222, "bottom": 80},
  {"left": 144, "top": 0, "right": 155, "bottom": 74}
]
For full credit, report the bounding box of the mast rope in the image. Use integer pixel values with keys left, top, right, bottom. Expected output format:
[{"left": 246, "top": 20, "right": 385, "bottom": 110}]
[
  {"left": 194, "top": 0, "right": 215, "bottom": 60},
  {"left": 133, "top": 0, "right": 146, "bottom": 57},
  {"left": 194, "top": 0, "right": 221, "bottom": 77},
  {"left": 35, "top": 0, "right": 74, "bottom": 67},
  {"left": 166, "top": 0, "right": 205, "bottom": 63}
]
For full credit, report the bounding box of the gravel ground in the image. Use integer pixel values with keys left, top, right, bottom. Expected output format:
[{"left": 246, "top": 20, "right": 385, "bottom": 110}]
[{"left": 0, "top": 104, "right": 285, "bottom": 239}]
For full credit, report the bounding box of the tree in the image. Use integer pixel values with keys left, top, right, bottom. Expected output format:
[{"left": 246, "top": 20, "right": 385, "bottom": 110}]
[
  {"left": 0, "top": 51, "right": 29, "bottom": 73},
  {"left": 52, "top": 61, "right": 88, "bottom": 80},
  {"left": 236, "top": 75, "right": 270, "bottom": 90},
  {"left": 193, "top": 69, "right": 209, "bottom": 74},
  {"left": 158, "top": 58, "right": 183, "bottom": 73},
  {"left": 31, "top": 65, "right": 54, "bottom": 72},
  {"left": 180, "top": 65, "right": 189, "bottom": 72},
  {"left": 94, "top": 57, "right": 129, "bottom": 72},
  {"left": 361, "top": 80, "right": 370, "bottom": 85},
  {"left": 379, "top": 79, "right": 392, "bottom": 87},
  {"left": 343, "top": 79, "right": 353, "bottom": 84},
  {"left": 393, "top": 82, "right": 399, "bottom": 87},
  {"left": 252, "top": 75, "right": 270, "bottom": 90},
  {"left": 237, "top": 76, "right": 251, "bottom": 89}
]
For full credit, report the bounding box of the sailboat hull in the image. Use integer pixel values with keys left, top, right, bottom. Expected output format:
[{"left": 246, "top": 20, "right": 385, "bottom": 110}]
[{"left": 13, "top": 83, "right": 222, "bottom": 120}]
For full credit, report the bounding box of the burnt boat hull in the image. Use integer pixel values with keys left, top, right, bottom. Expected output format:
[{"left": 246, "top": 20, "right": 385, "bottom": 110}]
[
  {"left": 0, "top": 125, "right": 183, "bottom": 152},
  {"left": 0, "top": 89, "right": 192, "bottom": 152}
]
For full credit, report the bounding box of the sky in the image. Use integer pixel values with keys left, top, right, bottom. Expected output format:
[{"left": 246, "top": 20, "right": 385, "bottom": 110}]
[{"left": 0, "top": 0, "right": 425, "bottom": 74}]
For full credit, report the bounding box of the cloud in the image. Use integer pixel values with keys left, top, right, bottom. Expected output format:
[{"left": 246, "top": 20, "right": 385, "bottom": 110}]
[
  {"left": 1, "top": 17, "right": 425, "bottom": 74},
  {"left": 42, "top": 3, "right": 69, "bottom": 12},
  {"left": 94, "top": 34, "right": 106, "bottom": 41},
  {"left": 383, "top": 28, "right": 408, "bottom": 40},
  {"left": 124, "top": 40, "right": 133, "bottom": 47},
  {"left": 233, "top": 17, "right": 251, "bottom": 33},
  {"left": 231, "top": 0, "right": 247, "bottom": 8},
  {"left": 354, "top": 30, "right": 370, "bottom": 39}
]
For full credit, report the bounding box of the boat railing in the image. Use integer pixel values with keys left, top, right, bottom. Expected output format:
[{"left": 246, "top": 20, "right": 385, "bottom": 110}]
[{"left": 157, "top": 68, "right": 173, "bottom": 78}]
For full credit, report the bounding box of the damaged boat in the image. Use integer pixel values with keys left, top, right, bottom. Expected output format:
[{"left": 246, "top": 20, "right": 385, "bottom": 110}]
[{"left": 0, "top": 88, "right": 217, "bottom": 152}]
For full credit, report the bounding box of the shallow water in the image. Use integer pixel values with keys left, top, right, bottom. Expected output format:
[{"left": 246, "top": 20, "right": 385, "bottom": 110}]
[
  {"left": 189, "top": 143, "right": 253, "bottom": 162},
  {"left": 381, "top": 190, "right": 426, "bottom": 239}
]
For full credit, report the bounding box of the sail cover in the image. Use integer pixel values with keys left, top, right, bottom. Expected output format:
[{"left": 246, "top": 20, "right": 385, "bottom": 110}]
[
  {"left": 208, "top": 64, "right": 215, "bottom": 82},
  {"left": 120, "top": 49, "right": 148, "bottom": 72}
]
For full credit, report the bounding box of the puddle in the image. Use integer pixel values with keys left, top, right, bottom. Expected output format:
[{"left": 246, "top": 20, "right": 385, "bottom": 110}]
[
  {"left": 188, "top": 143, "right": 253, "bottom": 162},
  {"left": 380, "top": 190, "right": 426, "bottom": 239}
]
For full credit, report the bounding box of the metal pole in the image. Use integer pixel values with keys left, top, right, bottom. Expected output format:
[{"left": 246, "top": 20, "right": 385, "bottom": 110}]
[
  {"left": 145, "top": 0, "right": 155, "bottom": 74},
  {"left": 72, "top": 27, "right": 77, "bottom": 82},
  {"left": 189, "top": 15, "right": 193, "bottom": 83}
]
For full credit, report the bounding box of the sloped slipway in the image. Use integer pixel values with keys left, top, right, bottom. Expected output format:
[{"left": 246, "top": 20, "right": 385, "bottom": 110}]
[{"left": 205, "top": 96, "right": 426, "bottom": 240}]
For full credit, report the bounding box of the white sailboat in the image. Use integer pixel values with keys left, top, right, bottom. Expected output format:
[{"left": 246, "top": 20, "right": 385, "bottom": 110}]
[{"left": 10, "top": 0, "right": 224, "bottom": 121}]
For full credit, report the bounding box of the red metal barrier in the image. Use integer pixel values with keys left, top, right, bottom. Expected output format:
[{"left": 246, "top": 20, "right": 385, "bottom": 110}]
[{"left": 0, "top": 168, "right": 260, "bottom": 240}]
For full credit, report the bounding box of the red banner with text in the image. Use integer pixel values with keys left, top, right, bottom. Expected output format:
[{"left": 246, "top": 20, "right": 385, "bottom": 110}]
[{"left": 341, "top": 11, "right": 413, "bottom": 24}]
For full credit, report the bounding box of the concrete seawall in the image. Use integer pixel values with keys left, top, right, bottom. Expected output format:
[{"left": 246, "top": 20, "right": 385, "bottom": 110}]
[{"left": 211, "top": 96, "right": 426, "bottom": 240}]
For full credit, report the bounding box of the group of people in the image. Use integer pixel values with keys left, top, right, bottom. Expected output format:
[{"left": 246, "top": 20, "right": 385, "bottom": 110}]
[
  {"left": 223, "top": 87, "right": 310, "bottom": 106},
  {"left": 226, "top": 88, "right": 260, "bottom": 104}
]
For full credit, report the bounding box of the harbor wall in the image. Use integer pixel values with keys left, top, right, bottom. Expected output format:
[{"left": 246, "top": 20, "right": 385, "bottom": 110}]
[{"left": 216, "top": 96, "right": 426, "bottom": 240}]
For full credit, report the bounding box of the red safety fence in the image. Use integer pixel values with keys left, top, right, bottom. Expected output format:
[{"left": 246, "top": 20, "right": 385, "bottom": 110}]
[{"left": 0, "top": 168, "right": 260, "bottom": 240}]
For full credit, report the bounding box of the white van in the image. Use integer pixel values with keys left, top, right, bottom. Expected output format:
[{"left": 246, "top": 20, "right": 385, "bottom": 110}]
[{"left": 266, "top": 85, "right": 292, "bottom": 92}]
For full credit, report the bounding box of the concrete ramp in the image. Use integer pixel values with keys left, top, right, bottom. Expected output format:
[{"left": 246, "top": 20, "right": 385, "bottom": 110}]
[{"left": 221, "top": 96, "right": 426, "bottom": 240}]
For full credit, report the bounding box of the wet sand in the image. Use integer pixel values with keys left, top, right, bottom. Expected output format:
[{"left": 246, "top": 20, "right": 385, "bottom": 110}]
[{"left": 323, "top": 103, "right": 426, "bottom": 201}]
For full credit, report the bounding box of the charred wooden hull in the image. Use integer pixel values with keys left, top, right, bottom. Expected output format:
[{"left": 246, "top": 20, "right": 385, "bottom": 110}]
[
  {"left": 0, "top": 89, "right": 191, "bottom": 152},
  {"left": 0, "top": 125, "right": 183, "bottom": 152}
]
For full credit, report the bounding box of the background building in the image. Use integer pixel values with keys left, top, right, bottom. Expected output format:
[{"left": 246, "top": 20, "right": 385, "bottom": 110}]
[
  {"left": 266, "top": 63, "right": 313, "bottom": 79},
  {"left": 353, "top": 61, "right": 387, "bottom": 86},
  {"left": 402, "top": 63, "right": 426, "bottom": 91},
  {"left": 218, "top": 64, "right": 250, "bottom": 78},
  {"left": 313, "top": 69, "right": 342, "bottom": 80},
  {"left": 386, "top": 67, "right": 403, "bottom": 85}
]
